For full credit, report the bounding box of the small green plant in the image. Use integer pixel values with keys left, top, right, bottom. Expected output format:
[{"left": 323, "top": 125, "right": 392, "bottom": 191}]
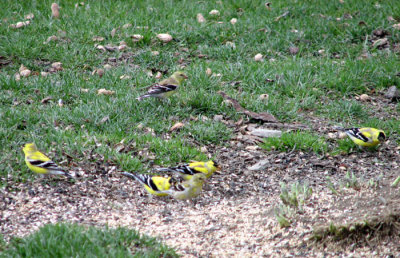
[
  {"left": 342, "top": 171, "right": 360, "bottom": 190},
  {"left": 326, "top": 176, "right": 339, "bottom": 195},
  {"left": 261, "top": 132, "right": 328, "bottom": 154},
  {"left": 391, "top": 176, "right": 400, "bottom": 188},
  {"left": 279, "top": 181, "right": 313, "bottom": 212},
  {"left": 274, "top": 181, "right": 313, "bottom": 227}
]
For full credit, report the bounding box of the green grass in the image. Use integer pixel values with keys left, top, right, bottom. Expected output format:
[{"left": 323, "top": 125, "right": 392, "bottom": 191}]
[
  {"left": 261, "top": 131, "right": 328, "bottom": 154},
  {"left": 0, "top": 223, "right": 178, "bottom": 257},
  {"left": 1, "top": 0, "right": 400, "bottom": 185}
]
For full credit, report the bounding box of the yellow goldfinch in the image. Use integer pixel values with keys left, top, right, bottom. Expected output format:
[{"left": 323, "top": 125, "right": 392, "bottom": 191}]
[
  {"left": 136, "top": 71, "right": 188, "bottom": 101},
  {"left": 160, "top": 173, "right": 207, "bottom": 200},
  {"left": 156, "top": 160, "right": 221, "bottom": 180},
  {"left": 121, "top": 172, "right": 172, "bottom": 197},
  {"left": 22, "top": 143, "right": 72, "bottom": 178},
  {"left": 335, "top": 127, "right": 386, "bottom": 148}
]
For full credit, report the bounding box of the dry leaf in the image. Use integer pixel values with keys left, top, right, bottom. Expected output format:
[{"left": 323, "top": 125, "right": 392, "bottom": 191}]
[
  {"left": 20, "top": 69, "right": 31, "bottom": 77},
  {"left": 209, "top": 9, "right": 220, "bottom": 15},
  {"left": 274, "top": 11, "right": 289, "bottom": 21},
  {"left": 97, "top": 89, "right": 115, "bottom": 95},
  {"left": 155, "top": 72, "right": 162, "bottom": 79},
  {"left": 114, "top": 143, "right": 125, "bottom": 153},
  {"left": 393, "top": 23, "right": 400, "bottom": 30},
  {"left": 206, "top": 68, "right": 212, "bottom": 76},
  {"left": 41, "top": 72, "right": 49, "bottom": 77},
  {"left": 146, "top": 70, "right": 153, "bottom": 77},
  {"left": 96, "top": 45, "right": 106, "bottom": 51},
  {"left": 14, "top": 73, "right": 21, "bottom": 81},
  {"left": 80, "top": 88, "right": 89, "bottom": 93},
  {"left": 151, "top": 51, "right": 160, "bottom": 56},
  {"left": 95, "top": 69, "right": 104, "bottom": 77},
  {"left": 44, "top": 35, "right": 58, "bottom": 44},
  {"left": 122, "top": 23, "right": 132, "bottom": 29},
  {"left": 157, "top": 33, "right": 173, "bottom": 43},
  {"left": 119, "top": 75, "right": 131, "bottom": 80},
  {"left": 254, "top": 53, "right": 263, "bottom": 62},
  {"left": 258, "top": 94, "right": 269, "bottom": 101},
  {"left": 51, "top": 62, "right": 62, "bottom": 71},
  {"left": 51, "top": 3, "right": 60, "bottom": 18},
  {"left": 131, "top": 34, "right": 144, "bottom": 42},
  {"left": 92, "top": 36, "right": 104, "bottom": 42},
  {"left": 170, "top": 122, "right": 184, "bottom": 132},
  {"left": 225, "top": 41, "right": 236, "bottom": 48},
  {"left": 10, "top": 21, "right": 30, "bottom": 28},
  {"left": 372, "top": 38, "right": 388, "bottom": 48},
  {"left": 230, "top": 18, "right": 237, "bottom": 25},
  {"left": 359, "top": 94, "right": 370, "bottom": 102},
  {"left": 41, "top": 97, "right": 52, "bottom": 104},
  {"left": 100, "top": 116, "right": 110, "bottom": 124},
  {"left": 25, "top": 13, "right": 34, "bottom": 20},
  {"left": 200, "top": 146, "right": 208, "bottom": 153},
  {"left": 58, "top": 99, "right": 63, "bottom": 107},
  {"left": 103, "top": 64, "right": 112, "bottom": 70},
  {"left": 197, "top": 13, "right": 206, "bottom": 23},
  {"left": 19, "top": 64, "right": 28, "bottom": 72},
  {"left": 111, "top": 28, "right": 116, "bottom": 38}
]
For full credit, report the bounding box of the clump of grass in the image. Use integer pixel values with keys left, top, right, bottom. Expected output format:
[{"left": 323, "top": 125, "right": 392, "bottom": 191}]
[
  {"left": 342, "top": 171, "right": 360, "bottom": 190},
  {"left": 1, "top": 223, "right": 178, "bottom": 257},
  {"left": 261, "top": 131, "right": 328, "bottom": 154},
  {"left": 311, "top": 214, "right": 400, "bottom": 247},
  {"left": 274, "top": 181, "right": 313, "bottom": 227}
]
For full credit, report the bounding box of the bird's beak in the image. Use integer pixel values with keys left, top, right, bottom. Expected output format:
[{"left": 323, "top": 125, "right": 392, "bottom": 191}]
[{"left": 216, "top": 165, "right": 221, "bottom": 171}]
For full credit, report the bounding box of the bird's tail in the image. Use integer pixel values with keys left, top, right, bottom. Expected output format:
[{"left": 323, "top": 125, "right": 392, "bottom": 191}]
[
  {"left": 49, "top": 169, "right": 73, "bottom": 178},
  {"left": 122, "top": 171, "right": 139, "bottom": 181},
  {"left": 136, "top": 94, "right": 151, "bottom": 101},
  {"left": 332, "top": 126, "right": 346, "bottom": 131}
]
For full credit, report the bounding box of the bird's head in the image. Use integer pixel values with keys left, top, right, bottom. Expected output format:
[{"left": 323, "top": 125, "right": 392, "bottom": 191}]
[
  {"left": 378, "top": 131, "right": 386, "bottom": 142},
  {"left": 22, "top": 143, "right": 37, "bottom": 154},
  {"left": 210, "top": 160, "right": 221, "bottom": 171},
  {"left": 193, "top": 173, "right": 207, "bottom": 183},
  {"left": 172, "top": 71, "right": 188, "bottom": 83}
]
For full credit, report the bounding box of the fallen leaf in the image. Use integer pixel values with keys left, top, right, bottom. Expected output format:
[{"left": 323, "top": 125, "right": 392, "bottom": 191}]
[
  {"left": 230, "top": 18, "right": 237, "bottom": 25},
  {"left": 393, "top": 23, "right": 400, "bottom": 30},
  {"left": 359, "top": 94, "right": 370, "bottom": 102},
  {"left": 206, "top": 68, "right": 212, "bottom": 76},
  {"left": 122, "top": 23, "right": 132, "bottom": 29},
  {"left": 51, "top": 3, "right": 60, "bottom": 18},
  {"left": 41, "top": 96, "right": 52, "bottom": 104},
  {"left": 111, "top": 28, "right": 116, "bottom": 38},
  {"left": 44, "top": 35, "right": 58, "bottom": 44},
  {"left": 100, "top": 116, "right": 110, "bottom": 124},
  {"left": 258, "top": 94, "right": 269, "bottom": 101},
  {"left": 197, "top": 13, "right": 206, "bottom": 23},
  {"left": 209, "top": 9, "right": 220, "bottom": 15},
  {"left": 97, "top": 89, "right": 115, "bottom": 95},
  {"left": 80, "top": 88, "right": 89, "bottom": 93},
  {"left": 151, "top": 51, "right": 160, "bottom": 56},
  {"left": 41, "top": 72, "right": 49, "bottom": 77},
  {"left": 157, "top": 33, "right": 173, "bottom": 43},
  {"left": 274, "top": 11, "right": 289, "bottom": 22},
  {"left": 20, "top": 69, "right": 31, "bottom": 77},
  {"left": 131, "top": 34, "right": 144, "bottom": 42},
  {"left": 25, "top": 13, "right": 34, "bottom": 20},
  {"left": 103, "top": 64, "right": 112, "bottom": 70},
  {"left": 254, "top": 53, "right": 263, "bottom": 61},
  {"left": 92, "top": 36, "right": 104, "bottom": 42},
  {"left": 114, "top": 143, "right": 125, "bottom": 153},
  {"left": 170, "top": 122, "right": 185, "bottom": 132},
  {"left": 19, "top": 64, "right": 28, "bottom": 72},
  {"left": 289, "top": 46, "right": 299, "bottom": 55},
  {"left": 58, "top": 99, "right": 63, "bottom": 107},
  {"left": 155, "top": 72, "right": 162, "bottom": 79},
  {"left": 119, "top": 75, "right": 131, "bottom": 80}
]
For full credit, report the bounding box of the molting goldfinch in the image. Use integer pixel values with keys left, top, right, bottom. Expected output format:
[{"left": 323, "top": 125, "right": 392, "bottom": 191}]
[
  {"left": 22, "top": 143, "right": 72, "bottom": 177},
  {"left": 136, "top": 71, "right": 188, "bottom": 101},
  {"left": 122, "top": 172, "right": 172, "bottom": 197},
  {"left": 156, "top": 160, "right": 221, "bottom": 180},
  {"left": 335, "top": 127, "right": 386, "bottom": 148},
  {"left": 160, "top": 173, "right": 207, "bottom": 200}
]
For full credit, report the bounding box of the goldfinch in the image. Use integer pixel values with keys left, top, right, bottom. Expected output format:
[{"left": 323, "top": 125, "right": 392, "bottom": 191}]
[
  {"left": 335, "top": 127, "right": 386, "bottom": 148},
  {"left": 22, "top": 143, "right": 72, "bottom": 178},
  {"left": 160, "top": 173, "right": 207, "bottom": 200},
  {"left": 136, "top": 71, "right": 188, "bottom": 101},
  {"left": 121, "top": 172, "right": 172, "bottom": 197},
  {"left": 156, "top": 160, "right": 221, "bottom": 180}
]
